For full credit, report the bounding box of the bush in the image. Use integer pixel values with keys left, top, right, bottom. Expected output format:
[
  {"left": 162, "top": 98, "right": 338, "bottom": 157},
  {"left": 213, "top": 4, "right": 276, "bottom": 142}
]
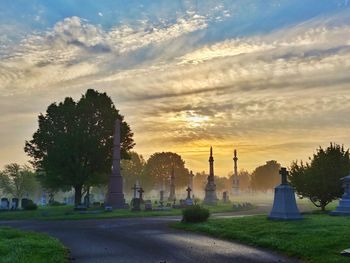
[
  {"left": 49, "top": 201, "right": 65, "bottom": 206},
  {"left": 24, "top": 201, "right": 38, "bottom": 210},
  {"left": 182, "top": 205, "right": 210, "bottom": 223}
]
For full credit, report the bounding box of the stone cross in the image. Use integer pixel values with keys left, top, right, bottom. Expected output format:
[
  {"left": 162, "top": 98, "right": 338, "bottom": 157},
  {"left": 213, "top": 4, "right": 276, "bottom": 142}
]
[
  {"left": 131, "top": 184, "right": 138, "bottom": 199},
  {"left": 280, "top": 167, "right": 288, "bottom": 185},
  {"left": 186, "top": 186, "right": 192, "bottom": 199}
]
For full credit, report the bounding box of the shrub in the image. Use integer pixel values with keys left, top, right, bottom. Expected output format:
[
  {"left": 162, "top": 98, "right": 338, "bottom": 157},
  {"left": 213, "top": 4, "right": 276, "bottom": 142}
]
[
  {"left": 182, "top": 205, "right": 210, "bottom": 223},
  {"left": 24, "top": 202, "right": 38, "bottom": 210},
  {"left": 49, "top": 201, "right": 65, "bottom": 206}
]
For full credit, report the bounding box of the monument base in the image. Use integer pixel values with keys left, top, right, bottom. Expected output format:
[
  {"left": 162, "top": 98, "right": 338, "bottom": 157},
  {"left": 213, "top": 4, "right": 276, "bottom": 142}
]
[
  {"left": 203, "top": 183, "right": 217, "bottom": 205},
  {"left": 106, "top": 192, "right": 127, "bottom": 209},
  {"left": 269, "top": 184, "right": 303, "bottom": 220},
  {"left": 330, "top": 199, "right": 350, "bottom": 216}
]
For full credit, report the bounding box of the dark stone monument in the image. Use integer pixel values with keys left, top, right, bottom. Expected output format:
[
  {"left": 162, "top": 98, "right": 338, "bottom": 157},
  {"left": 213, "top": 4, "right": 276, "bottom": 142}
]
[
  {"left": 138, "top": 187, "right": 144, "bottom": 203},
  {"left": 203, "top": 147, "right": 218, "bottom": 205},
  {"left": 331, "top": 174, "right": 350, "bottom": 216},
  {"left": 131, "top": 184, "right": 141, "bottom": 211},
  {"left": 159, "top": 190, "right": 164, "bottom": 207},
  {"left": 168, "top": 167, "right": 176, "bottom": 201},
  {"left": 232, "top": 149, "right": 240, "bottom": 195},
  {"left": 222, "top": 191, "right": 229, "bottom": 203},
  {"left": 144, "top": 200, "right": 153, "bottom": 211},
  {"left": 106, "top": 120, "right": 127, "bottom": 209},
  {"left": 11, "top": 198, "right": 19, "bottom": 210},
  {"left": 269, "top": 167, "right": 303, "bottom": 220},
  {"left": 189, "top": 170, "right": 194, "bottom": 194},
  {"left": 0, "top": 198, "right": 9, "bottom": 210},
  {"left": 185, "top": 186, "right": 193, "bottom": 206}
]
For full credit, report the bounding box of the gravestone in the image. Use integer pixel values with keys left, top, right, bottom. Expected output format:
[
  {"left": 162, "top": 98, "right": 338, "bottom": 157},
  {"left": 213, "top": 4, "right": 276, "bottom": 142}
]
[
  {"left": 269, "top": 167, "right": 303, "bottom": 220},
  {"left": 11, "top": 198, "right": 19, "bottom": 210},
  {"left": 232, "top": 149, "right": 240, "bottom": 195},
  {"left": 131, "top": 198, "right": 141, "bottom": 211},
  {"left": 331, "top": 174, "right": 350, "bottom": 216},
  {"left": 1, "top": 198, "right": 9, "bottom": 210},
  {"left": 185, "top": 186, "right": 193, "bottom": 206},
  {"left": 222, "top": 191, "right": 229, "bottom": 203},
  {"left": 159, "top": 190, "right": 164, "bottom": 207},
  {"left": 203, "top": 147, "right": 218, "bottom": 205},
  {"left": 144, "top": 200, "right": 153, "bottom": 211},
  {"left": 138, "top": 187, "right": 145, "bottom": 203},
  {"left": 106, "top": 119, "right": 127, "bottom": 209},
  {"left": 83, "top": 194, "right": 90, "bottom": 208}
]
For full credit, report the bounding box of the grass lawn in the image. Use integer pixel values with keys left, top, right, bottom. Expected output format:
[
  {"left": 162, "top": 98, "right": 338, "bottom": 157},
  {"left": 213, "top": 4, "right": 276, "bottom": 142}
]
[
  {"left": 0, "top": 227, "right": 68, "bottom": 263},
  {"left": 173, "top": 214, "right": 350, "bottom": 263},
  {"left": 0, "top": 202, "right": 252, "bottom": 221}
]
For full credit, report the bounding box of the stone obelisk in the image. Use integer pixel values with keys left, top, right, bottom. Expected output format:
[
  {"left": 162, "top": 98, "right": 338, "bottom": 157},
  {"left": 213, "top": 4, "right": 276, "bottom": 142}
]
[
  {"left": 203, "top": 147, "right": 217, "bottom": 205},
  {"left": 106, "top": 120, "right": 126, "bottom": 209},
  {"left": 232, "top": 149, "right": 240, "bottom": 195},
  {"left": 168, "top": 167, "right": 176, "bottom": 201}
]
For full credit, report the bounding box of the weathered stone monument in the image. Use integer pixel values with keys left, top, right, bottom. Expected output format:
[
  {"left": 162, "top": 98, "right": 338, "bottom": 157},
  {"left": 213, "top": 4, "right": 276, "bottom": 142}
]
[
  {"left": 232, "top": 149, "right": 240, "bottom": 195},
  {"left": 269, "top": 167, "right": 303, "bottom": 220},
  {"left": 331, "top": 174, "right": 350, "bottom": 216},
  {"left": 203, "top": 147, "right": 218, "bottom": 205},
  {"left": 131, "top": 183, "right": 141, "bottom": 211},
  {"left": 106, "top": 120, "right": 126, "bottom": 209},
  {"left": 0, "top": 198, "right": 9, "bottom": 210},
  {"left": 159, "top": 190, "right": 164, "bottom": 207},
  {"left": 168, "top": 167, "right": 176, "bottom": 201}
]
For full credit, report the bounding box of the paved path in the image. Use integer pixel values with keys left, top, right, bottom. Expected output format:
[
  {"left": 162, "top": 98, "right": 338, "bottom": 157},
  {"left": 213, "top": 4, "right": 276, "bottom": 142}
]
[{"left": 0, "top": 205, "right": 305, "bottom": 263}]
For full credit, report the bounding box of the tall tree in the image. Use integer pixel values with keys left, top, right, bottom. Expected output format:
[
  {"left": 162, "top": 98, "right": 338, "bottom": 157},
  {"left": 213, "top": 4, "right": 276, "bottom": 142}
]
[
  {"left": 25, "top": 89, "right": 135, "bottom": 205},
  {"left": 289, "top": 143, "right": 350, "bottom": 211},
  {"left": 0, "top": 163, "right": 39, "bottom": 200},
  {"left": 250, "top": 160, "right": 281, "bottom": 192},
  {"left": 141, "top": 152, "right": 190, "bottom": 191},
  {"left": 121, "top": 152, "right": 145, "bottom": 191}
]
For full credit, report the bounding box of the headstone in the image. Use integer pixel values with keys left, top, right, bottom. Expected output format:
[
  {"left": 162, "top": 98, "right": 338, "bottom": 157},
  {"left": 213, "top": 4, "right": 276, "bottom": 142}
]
[
  {"left": 106, "top": 119, "right": 127, "bottom": 209},
  {"left": 185, "top": 186, "right": 193, "bottom": 206},
  {"left": 11, "top": 198, "right": 19, "bottom": 210},
  {"left": 222, "top": 191, "right": 229, "bottom": 203},
  {"left": 131, "top": 198, "right": 141, "bottom": 211},
  {"left": 138, "top": 187, "right": 145, "bottom": 203},
  {"left": 159, "top": 190, "right": 164, "bottom": 207},
  {"left": 41, "top": 193, "right": 47, "bottom": 206},
  {"left": 168, "top": 167, "right": 176, "bottom": 201},
  {"left": 268, "top": 167, "right": 303, "bottom": 220},
  {"left": 83, "top": 194, "right": 90, "bottom": 208},
  {"left": 1, "top": 198, "right": 9, "bottom": 210},
  {"left": 203, "top": 147, "right": 218, "bottom": 205},
  {"left": 232, "top": 149, "right": 240, "bottom": 195},
  {"left": 144, "top": 200, "right": 153, "bottom": 211},
  {"left": 331, "top": 174, "right": 350, "bottom": 216}
]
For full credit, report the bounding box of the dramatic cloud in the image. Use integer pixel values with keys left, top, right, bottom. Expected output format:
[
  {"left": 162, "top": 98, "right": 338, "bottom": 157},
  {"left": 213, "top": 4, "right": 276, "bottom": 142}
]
[{"left": 1, "top": 1, "right": 350, "bottom": 175}]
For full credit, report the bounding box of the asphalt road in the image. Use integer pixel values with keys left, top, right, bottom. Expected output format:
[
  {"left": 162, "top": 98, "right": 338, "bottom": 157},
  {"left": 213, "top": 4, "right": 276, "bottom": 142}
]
[{"left": 0, "top": 205, "right": 302, "bottom": 263}]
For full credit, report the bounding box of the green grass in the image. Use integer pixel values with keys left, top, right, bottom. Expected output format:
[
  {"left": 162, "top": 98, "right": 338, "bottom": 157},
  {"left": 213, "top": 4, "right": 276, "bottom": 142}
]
[
  {"left": 172, "top": 214, "right": 350, "bottom": 263},
  {"left": 0, "top": 202, "right": 252, "bottom": 221},
  {"left": 0, "top": 227, "right": 68, "bottom": 263}
]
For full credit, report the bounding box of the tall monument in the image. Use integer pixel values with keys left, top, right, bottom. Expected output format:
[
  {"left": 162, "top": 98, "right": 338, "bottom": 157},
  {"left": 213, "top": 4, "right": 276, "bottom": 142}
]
[
  {"left": 106, "top": 120, "right": 126, "bottom": 209},
  {"left": 203, "top": 147, "right": 217, "bottom": 205},
  {"left": 232, "top": 149, "right": 240, "bottom": 195},
  {"left": 189, "top": 170, "right": 194, "bottom": 193},
  {"left": 168, "top": 167, "right": 176, "bottom": 201}
]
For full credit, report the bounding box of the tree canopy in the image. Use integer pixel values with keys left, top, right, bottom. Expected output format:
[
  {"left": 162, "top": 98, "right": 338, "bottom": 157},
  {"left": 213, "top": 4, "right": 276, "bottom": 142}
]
[
  {"left": 289, "top": 143, "right": 350, "bottom": 211},
  {"left": 121, "top": 151, "right": 146, "bottom": 191},
  {"left": 141, "top": 152, "right": 190, "bottom": 191},
  {"left": 24, "top": 89, "right": 135, "bottom": 205},
  {"left": 250, "top": 160, "right": 281, "bottom": 191},
  {"left": 0, "top": 163, "right": 39, "bottom": 199}
]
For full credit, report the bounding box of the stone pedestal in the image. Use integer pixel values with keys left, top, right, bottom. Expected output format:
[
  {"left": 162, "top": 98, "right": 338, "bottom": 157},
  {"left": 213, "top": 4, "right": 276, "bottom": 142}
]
[
  {"left": 204, "top": 182, "right": 217, "bottom": 205},
  {"left": 269, "top": 168, "right": 302, "bottom": 220},
  {"left": 331, "top": 174, "right": 350, "bottom": 216}
]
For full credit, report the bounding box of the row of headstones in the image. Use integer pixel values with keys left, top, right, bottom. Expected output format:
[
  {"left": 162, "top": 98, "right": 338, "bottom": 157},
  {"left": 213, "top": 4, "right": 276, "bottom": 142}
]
[
  {"left": 130, "top": 184, "right": 194, "bottom": 211},
  {"left": 0, "top": 197, "right": 33, "bottom": 210}
]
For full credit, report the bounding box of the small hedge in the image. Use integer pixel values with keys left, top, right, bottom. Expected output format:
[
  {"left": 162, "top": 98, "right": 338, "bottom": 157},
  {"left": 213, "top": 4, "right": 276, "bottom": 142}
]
[
  {"left": 182, "top": 205, "right": 210, "bottom": 223},
  {"left": 23, "top": 200, "right": 38, "bottom": 210}
]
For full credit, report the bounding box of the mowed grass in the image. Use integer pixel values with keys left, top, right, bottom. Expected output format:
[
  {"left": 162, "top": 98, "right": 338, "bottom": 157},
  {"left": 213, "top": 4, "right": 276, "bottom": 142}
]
[
  {"left": 0, "top": 227, "right": 68, "bottom": 263},
  {"left": 0, "top": 202, "right": 252, "bottom": 221},
  {"left": 172, "top": 214, "right": 350, "bottom": 263}
]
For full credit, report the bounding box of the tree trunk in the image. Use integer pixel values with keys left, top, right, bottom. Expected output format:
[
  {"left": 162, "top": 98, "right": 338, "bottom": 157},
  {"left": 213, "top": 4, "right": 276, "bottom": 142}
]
[{"left": 74, "top": 185, "right": 82, "bottom": 206}]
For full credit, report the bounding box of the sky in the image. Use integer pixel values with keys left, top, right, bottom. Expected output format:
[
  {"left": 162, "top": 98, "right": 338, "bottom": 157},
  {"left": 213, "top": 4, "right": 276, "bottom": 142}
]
[{"left": 1, "top": 0, "right": 350, "bottom": 176}]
